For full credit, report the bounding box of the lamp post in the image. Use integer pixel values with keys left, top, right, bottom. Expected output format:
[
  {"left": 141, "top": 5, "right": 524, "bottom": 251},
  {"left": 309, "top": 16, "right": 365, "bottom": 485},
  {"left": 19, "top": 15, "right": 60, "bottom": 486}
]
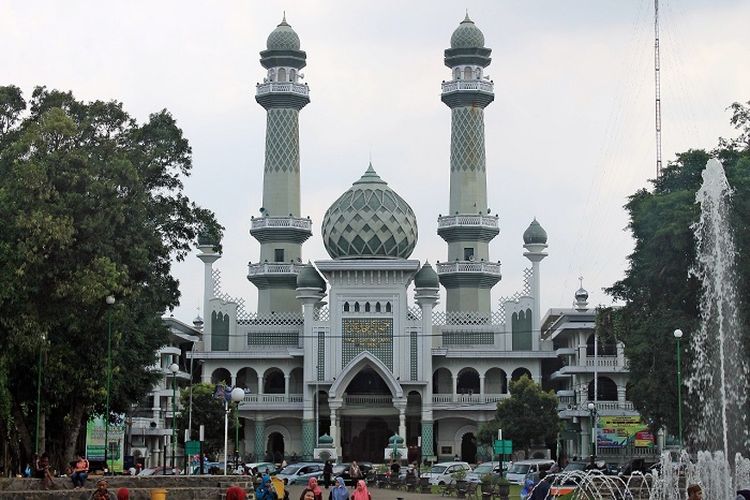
[
  {"left": 587, "top": 401, "right": 598, "bottom": 465},
  {"left": 34, "top": 333, "right": 46, "bottom": 456},
  {"left": 673, "top": 329, "right": 684, "bottom": 448},
  {"left": 224, "top": 387, "right": 245, "bottom": 475},
  {"left": 169, "top": 362, "right": 179, "bottom": 472},
  {"left": 104, "top": 295, "right": 115, "bottom": 473}
]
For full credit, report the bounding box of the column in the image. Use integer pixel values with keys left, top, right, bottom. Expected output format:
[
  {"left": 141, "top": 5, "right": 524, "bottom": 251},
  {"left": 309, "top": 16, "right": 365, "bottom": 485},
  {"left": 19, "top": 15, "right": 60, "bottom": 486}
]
[
  {"left": 479, "top": 374, "right": 485, "bottom": 398},
  {"left": 284, "top": 375, "right": 290, "bottom": 398},
  {"left": 399, "top": 408, "right": 406, "bottom": 444},
  {"left": 329, "top": 407, "right": 338, "bottom": 458},
  {"left": 452, "top": 374, "right": 458, "bottom": 402},
  {"left": 257, "top": 375, "right": 264, "bottom": 395},
  {"left": 254, "top": 418, "right": 266, "bottom": 460},
  {"left": 302, "top": 420, "right": 316, "bottom": 461},
  {"left": 421, "top": 421, "right": 434, "bottom": 459}
]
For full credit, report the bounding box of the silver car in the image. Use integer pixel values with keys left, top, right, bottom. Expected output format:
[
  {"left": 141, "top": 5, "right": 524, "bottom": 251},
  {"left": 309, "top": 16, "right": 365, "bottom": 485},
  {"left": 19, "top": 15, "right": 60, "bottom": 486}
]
[{"left": 275, "top": 463, "right": 324, "bottom": 485}]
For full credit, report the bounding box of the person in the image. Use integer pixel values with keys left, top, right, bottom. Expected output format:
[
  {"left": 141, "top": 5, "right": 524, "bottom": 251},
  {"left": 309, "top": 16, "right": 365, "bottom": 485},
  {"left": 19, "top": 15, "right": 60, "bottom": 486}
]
[
  {"left": 520, "top": 477, "right": 536, "bottom": 500},
  {"left": 300, "top": 488, "right": 316, "bottom": 500},
  {"left": 227, "top": 485, "right": 248, "bottom": 500},
  {"left": 529, "top": 471, "right": 551, "bottom": 500},
  {"left": 323, "top": 459, "right": 333, "bottom": 488},
  {"left": 281, "top": 459, "right": 288, "bottom": 469},
  {"left": 349, "top": 461, "right": 362, "bottom": 485},
  {"left": 351, "top": 480, "right": 371, "bottom": 500},
  {"left": 272, "top": 474, "right": 290, "bottom": 500},
  {"left": 116, "top": 487, "right": 130, "bottom": 500},
  {"left": 256, "top": 474, "right": 277, "bottom": 500},
  {"left": 307, "top": 476, "right": 323, "bottom": 500},
  {"left": 687, "top": 484, "right": 703, "bottom": 500},
  {"left": 390, "top": 459, "right": 401, "bottom": 477},
  {"left": 23, "top": 462, "right": 32, "bottom": 478},
  {"left": 71, "top": 454, "right": 89, "bottom": 489},
  {"left": 90, "top": 479, "right": 115, "bottom": 500},
  {"left": 330, "top": 477, "right": 349, "bottom": 500},
  {"left": 35, "top": 452, "right": 54, "bottom": 489}
]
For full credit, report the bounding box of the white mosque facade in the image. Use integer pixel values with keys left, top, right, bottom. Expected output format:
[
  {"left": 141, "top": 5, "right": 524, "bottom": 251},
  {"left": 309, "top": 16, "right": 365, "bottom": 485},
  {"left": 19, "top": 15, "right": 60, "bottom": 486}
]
[{"left": 174, "top": 15, "right": 642, "bottom": 465}]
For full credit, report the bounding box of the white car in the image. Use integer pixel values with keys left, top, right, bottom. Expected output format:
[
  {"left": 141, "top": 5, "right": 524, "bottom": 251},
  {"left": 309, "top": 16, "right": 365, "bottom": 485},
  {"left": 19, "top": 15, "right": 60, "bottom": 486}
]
[
  {"left": 275, "top": 462, "right": 324, "bottom": 485},
  {"left": 422, "top": 461, "right": 471, "bottom": 485}
]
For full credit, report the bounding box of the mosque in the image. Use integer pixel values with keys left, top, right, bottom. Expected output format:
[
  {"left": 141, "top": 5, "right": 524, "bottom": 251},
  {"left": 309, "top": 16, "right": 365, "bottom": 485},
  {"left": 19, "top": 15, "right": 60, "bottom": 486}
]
[{"left": 176, "top": 14, "right": 642, "bottom": 465}]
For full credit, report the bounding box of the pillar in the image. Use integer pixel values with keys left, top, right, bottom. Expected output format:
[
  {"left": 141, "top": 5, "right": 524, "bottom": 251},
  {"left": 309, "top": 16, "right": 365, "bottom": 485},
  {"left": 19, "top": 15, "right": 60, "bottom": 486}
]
[{"left": 254, "top": 418, "right": 266, "bottom": 460}]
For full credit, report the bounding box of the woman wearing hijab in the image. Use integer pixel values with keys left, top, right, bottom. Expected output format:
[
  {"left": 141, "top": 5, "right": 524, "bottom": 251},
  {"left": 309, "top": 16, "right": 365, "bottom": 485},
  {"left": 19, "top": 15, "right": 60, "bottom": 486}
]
[
  {"left": 227, "top": 485, "right": 248, "bottom": 500},
  {"left": 329, "top": 477, "right": 349, "bottom": 500},
  {"left": 256, "top": 475, "right": 275, "bottom": 500},
  {"left": 307, "top": 476, "right": 323, "bottom": 500},
  {"left": 351, "top": 480, "right": 371, "bottom": 500}
]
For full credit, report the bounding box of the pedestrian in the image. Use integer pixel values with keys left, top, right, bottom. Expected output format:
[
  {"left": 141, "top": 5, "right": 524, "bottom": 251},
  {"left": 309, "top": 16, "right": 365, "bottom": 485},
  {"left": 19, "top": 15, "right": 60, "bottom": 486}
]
[
  {"left": 330, "top": 477, "right": 349, "bottom": 500},
  {"left": 390, "top": 459, "right": 400, "bottom": 477},
  {"left": 71, "top": 454, "right": 89, "bottom": 489},
  {"left": 351, "top": 480, "right": 371, "bottom": 500},
  {"left": 90, "top": 479, "right": 115, "bottom": 500},
  {"left": 529, "top": 471, "right": 551, "bottom": 500},
  {"left": 34, "top": 452, "right": 53, "bottom": 490},
  {"left": 300, "top": 488, "right": 316, "bottom": 500},
  {"left": 349, "top": 461, "right": 361, "bottom": 486},
  {"left": 307, "top": 476, "right": 323, "bottom": 500},
  {"left": 227, "top": 485, "right": 248, "bottom": 500},
  {"left": 520, "top": 477, "right": 535, "bottom": 500},
  {"left": 323, "top": 459, "right": 333, "bottom": 488},
  {"left": 116, "top": 487, "right": 129, "bottom": 500},
  {"left": 687, "top": 484, "right": 703, "bottom": 500},
  {"left": 256, "top": 474, "right": 277, "bottom": 500}
]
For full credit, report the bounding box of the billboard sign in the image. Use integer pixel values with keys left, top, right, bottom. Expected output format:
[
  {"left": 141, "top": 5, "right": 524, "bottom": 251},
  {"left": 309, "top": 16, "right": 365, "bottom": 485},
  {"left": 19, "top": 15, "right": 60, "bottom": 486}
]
[
  {"left": 86, "top": 416, "right": 125, "bottom": 472},
  {"left": 596, "top": 416, "right": 655, "bottom": 448}
]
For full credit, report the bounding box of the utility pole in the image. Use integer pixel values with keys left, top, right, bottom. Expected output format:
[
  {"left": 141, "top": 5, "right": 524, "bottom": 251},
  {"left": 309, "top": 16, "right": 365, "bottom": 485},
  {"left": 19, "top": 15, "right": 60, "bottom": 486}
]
[{"left": 654, "top": 0, "right": 663, "bottom": 178}]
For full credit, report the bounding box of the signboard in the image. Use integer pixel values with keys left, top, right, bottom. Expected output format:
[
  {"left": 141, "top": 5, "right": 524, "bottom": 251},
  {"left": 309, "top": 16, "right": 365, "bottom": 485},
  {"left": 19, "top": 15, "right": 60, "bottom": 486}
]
[
  {"left": 597, "top": 416, "right": 655, "bottom": 448},
  {"left": 86, "top": 416, "right": 125, "bottom": 472},
  {"left": 185, "top": 440, "right": 201, "bottom": 456},
  {"left": 493, "top": 439, "right": 513, "bottom": 455}
]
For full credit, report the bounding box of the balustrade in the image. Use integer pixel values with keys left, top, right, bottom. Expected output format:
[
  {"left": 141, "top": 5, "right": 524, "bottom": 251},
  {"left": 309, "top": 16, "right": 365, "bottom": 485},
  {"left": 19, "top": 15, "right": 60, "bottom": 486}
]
[
  {"left": 441, "top": 80, "right": 494, "bottom": 93},
  {"left": 256, "top": 82, "right": 309, "bottom": 96}
]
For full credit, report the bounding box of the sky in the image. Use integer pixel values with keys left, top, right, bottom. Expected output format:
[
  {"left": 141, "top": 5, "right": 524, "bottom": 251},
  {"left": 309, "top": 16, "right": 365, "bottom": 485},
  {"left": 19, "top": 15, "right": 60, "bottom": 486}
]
[{"left": 2, "top": 0, "right": 749, "bottom": 324}]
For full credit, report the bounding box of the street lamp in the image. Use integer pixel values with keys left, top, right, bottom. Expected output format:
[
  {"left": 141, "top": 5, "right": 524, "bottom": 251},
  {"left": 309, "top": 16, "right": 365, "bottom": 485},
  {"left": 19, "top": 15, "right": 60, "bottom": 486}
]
[
  {"left": 587, "top": 401, "right": 598, "bottom": 465},
  {"left": 169, "top": 362, "right": 179, "bottom": 472},
  {"left": 104, "top": 295, "right": 115, "bottom": 474},
  {"left": 35, "top": 332, "right": 46, "bottom": 456},
  {"left": 224, "top": 387, "right": 245, "bottom": 475},
  {"left": 673, "top": 329, "right": 684, "bottom": 448}
]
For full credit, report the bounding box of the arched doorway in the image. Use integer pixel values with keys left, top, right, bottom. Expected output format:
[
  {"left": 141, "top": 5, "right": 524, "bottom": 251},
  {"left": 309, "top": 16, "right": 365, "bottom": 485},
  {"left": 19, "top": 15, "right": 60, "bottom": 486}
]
[
  {"left": 346, "top": 416, "right": 395, "bottom": 463},
  {"left": 461, "top": 433, "right": 477, "bottom": 463},
  {"left": 267, "top": 432, "right": 284, "bottom": 463}
]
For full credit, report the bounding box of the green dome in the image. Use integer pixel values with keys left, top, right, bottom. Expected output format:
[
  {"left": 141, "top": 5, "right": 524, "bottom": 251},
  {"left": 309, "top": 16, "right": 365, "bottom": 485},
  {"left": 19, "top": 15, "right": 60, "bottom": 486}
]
[
  {"left": 414, "top": 262, "right": 439, "bottom": 288},
  {"left": 523, "top": 218, "right": 548, "bottom": 245},
  {"left": 450, "top": 13, "right": 485, "bottom": 49},
  {"left": 266, "top": 15, "right": 300, "bottom": 50},
  {"left": 321, "top": 164, "right": 418, "bottom": 260},
  {"left": 388, "top": 434, "right": 404, "bottom": 445},
  {"left": 197, "top": 228, "right": 220, "bottom": 247},
  {"left": 318, "top": 434, "right": 334, "bottom": 445},
  {"left": 296, "top": 263, "right": 326, "bottom": 291}
]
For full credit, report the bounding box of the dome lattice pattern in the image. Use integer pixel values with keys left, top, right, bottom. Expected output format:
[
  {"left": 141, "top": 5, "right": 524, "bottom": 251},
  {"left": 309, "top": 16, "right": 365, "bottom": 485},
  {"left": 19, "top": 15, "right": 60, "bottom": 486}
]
[
  {"left": 450, "top": 14, "right": 485, "bottom": 49},
  {"left": 322, "top": 165, "right": 418, "bottom": 260},
  {"left": 267, "top": 17, "right": 301, "bottom": 50}
]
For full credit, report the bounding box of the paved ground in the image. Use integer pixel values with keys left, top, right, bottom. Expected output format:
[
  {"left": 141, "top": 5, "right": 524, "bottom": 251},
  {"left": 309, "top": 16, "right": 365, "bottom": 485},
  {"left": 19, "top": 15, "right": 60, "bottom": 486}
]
[{"left": 286, "top": 484, "right": 521, "bottom": 500}]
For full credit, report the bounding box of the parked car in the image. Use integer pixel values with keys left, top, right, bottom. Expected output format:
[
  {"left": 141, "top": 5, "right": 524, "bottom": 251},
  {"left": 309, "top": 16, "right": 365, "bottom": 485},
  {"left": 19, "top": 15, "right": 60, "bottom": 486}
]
[
  {"left": 422, "top": 461, "right": 472, "bottom": 485},
  {"left": 332, "top": 462, "right": 374, "bottom": 486},
  {"left": 505, "top": 459, "right": 556, "bottom": 485},
  {"left": 244, "top": 462, "right": 279, "bottom": 475},
  {"left": 466, "top": 461, "right": 502, "bottom": 483},
  {"left": 276, "top": 462, "right": 324, "bottom": 485}
]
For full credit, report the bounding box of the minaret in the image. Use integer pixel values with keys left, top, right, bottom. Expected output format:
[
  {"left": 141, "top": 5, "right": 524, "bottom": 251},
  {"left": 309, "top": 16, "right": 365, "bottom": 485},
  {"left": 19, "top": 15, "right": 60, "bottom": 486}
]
[
  {"left": 248, "top": 15, "right": 312, "bottom": 314},
  {"left": 523, "top": 218, "right": 548, "bottom": 350},
  {"left": 437, "top": 14, "right": 501, "bottom": 314}
]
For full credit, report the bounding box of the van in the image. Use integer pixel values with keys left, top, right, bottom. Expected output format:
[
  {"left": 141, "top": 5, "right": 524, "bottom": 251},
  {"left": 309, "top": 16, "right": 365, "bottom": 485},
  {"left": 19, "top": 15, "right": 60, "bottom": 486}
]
[
  {"left": 423, "top": 461, "right": 472, "bottom": 485},
  {"left": 505, "top": 459, "right": 556, "bottom": 485}
]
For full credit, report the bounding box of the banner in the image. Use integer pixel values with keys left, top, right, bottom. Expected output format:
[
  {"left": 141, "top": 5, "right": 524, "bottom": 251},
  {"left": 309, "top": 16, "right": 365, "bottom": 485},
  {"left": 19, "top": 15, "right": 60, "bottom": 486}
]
[
  {"left": 596, "top": 416, "right": 654, "bottom": 448},
  {"left": 86, "top": 416, "right": 125, "bottom": 472}
]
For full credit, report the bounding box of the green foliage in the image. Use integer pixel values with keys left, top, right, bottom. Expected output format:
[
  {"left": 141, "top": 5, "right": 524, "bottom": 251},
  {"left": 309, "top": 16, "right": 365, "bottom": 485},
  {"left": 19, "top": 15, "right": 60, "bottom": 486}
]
[
  {"left": 177, "top": 383, "right": 240, "bottom": 455},
  {"left": 477, "top": 376, "right": 559, "bottom": 454},
  {"left": 603, "top": 100, "right": 750, "bottom": 435},
  {"left": 0, "top": 86, "right": 223, "bottom": 468}
]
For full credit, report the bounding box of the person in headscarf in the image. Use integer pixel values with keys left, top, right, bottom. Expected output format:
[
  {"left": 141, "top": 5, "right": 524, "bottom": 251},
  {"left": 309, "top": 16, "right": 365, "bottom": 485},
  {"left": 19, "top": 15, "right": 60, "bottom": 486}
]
[
  {"left": 351, "top": 480, "right": 371, "bottom": 500},
  {"left": 329, "top": 477, "right": 349, "bottom": 500},
  {"left": 90, "top": 479, "right": 114, "bottom": 500},
  {"left": 256, "top": 474, "right": 276, "bottom": 500},
  {"left": 227, "top": 485, "right": 248, "bottom": 500},
  {"left": 307, "top": 476, "right": 323, "bottom": 500},
  {"left": 116, "top": 487, "right": 129, "bottom": 500}
]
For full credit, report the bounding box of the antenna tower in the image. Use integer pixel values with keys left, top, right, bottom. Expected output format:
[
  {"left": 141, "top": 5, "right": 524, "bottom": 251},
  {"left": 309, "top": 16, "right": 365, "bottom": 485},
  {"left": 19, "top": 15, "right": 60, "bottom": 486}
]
[{"left": 654, "top": 0, "right": 663, "bottom": 178}]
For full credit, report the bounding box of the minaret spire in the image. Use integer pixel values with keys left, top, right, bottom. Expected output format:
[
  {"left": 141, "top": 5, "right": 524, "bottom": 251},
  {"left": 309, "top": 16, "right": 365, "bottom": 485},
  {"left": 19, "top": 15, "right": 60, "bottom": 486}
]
[
  {"left": 437, "top": 15, "right": 500, "bottom": 314},
  {"left": 248, "top": 17, "right": 312, "bottom": 313}
]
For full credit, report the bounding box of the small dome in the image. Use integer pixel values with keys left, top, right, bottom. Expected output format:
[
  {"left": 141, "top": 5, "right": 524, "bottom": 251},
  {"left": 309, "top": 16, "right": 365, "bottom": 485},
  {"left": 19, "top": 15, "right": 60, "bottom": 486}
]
[
  {"left": 321, "top": 164, "right": 418, "bottom": 260},
  {"left": 414, "top": 261, "right": 439, "bottom": 288},
  {"left": 450, "top": 13, "right": 485, "bottom": 49},
  {"left": 197, "top": 228, "right": 220, "bottom": 247},
  {"left": 388, "top": 434, "right": 404, "bottom": 445},
  {"left": 296, "top": 263, "right": 326, "bottom": 291},
  {"left": 523, "top": 218, "right": 548, "bottom": 245},
  {"left": 266, "top": 15, "right": 300, "bottom": 50},
  {"left": 575, "top": 287, "right": 589, "bottom": 301},
  {"left": 318, "top": 434, "right": 334, "bottom": 445}
]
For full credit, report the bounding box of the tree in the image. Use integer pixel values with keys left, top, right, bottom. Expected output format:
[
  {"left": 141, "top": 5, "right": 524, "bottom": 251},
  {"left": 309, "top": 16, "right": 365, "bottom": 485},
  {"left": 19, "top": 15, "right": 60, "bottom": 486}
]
[
  {"left": 478, "top": 376, "right": 559, "bottom": 457},
  {"left": 0, "top": 86, "right": 223, "bottom": 471},
  {"left": 602, "top": 100, "right": 750, "bottom": 438},
  {"left": 177, "top": 383, "right": 241, "bottom": 457}
]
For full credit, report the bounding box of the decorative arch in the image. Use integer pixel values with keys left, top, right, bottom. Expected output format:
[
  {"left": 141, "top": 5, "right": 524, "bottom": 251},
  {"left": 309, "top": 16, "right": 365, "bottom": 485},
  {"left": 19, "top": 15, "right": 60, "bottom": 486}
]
[
  {"left": 484, "top": 367, "right": 507, "bottom": 394},
  {"left": 263, "top": 367, "right": 285, "bottom": 394},
  {"left": 329, "top": 351, "right": 403, "bottom": 399},
  {"left": 236, "top": 367, "right": 258, "bottom": 393},
  {"left": 454, "top": 424, "right": 478, "bottom": 461},
  {"left": 211, "top": 368, "right": 231, "bottom": 385},
  {"left": 586, "top": 334, "right": 617, "bottom": 356},
  {"left": 511, "top": 367, "right": 532, "bottom": 382},
  {"left": 432, "top": 367, "right": 453, "bottom": 394},
  {"left": 456, "top": 367, "right": 480, "bottom": 394},
  {"left": 264, "top": 424, "right": 292, "bottom": 456},
  {"left": 588, "top": 376, "right": 618, "bottom": 401}
]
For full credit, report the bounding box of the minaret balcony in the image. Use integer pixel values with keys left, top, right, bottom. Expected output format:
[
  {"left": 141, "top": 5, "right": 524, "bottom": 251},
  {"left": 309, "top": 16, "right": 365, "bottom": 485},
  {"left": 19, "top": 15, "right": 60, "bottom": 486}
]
[
  {"left": 441, "top": 80, "right": 494, "bottom": 108},
  {"left": 247, "top": 262, "right": 304, "bottom": 287},
  {"left": 437, "top": 260, "right": 502, "bottom": 288},
  {"left": 437, "top": 214, "right": 499, "bottom": 242},
  {"left": 250, "top": 216, "right": 312, "bottom": 244},
  {"left": 256, "top": 82, "right": 310, "bottom": 97}
]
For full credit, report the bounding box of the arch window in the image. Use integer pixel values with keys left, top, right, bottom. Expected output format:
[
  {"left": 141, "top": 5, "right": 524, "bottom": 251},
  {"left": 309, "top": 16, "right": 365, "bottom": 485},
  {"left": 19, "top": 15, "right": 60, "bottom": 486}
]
[
  {"left": 278, "top": 68, "right": 287, "bottom": 82},
  {"left": 588, "top": 377, "right": 618, "bottom": 401},
  {"left": 474, "top": 68, "right": 481, "bottom": 80},
  {"left": 456, "top": 368, "right": 480, "bottom": 394},
  {"left": 511, "top": 367, "right": 532, "bottom": 382},
  {"left": 344, "top": 302, "right": 350, "bottom": 312},
  {"left": 385, "top": 302, "right": 392, "bottom": 313},
  {"left": 587, "top": 334, "right": 617, "bottom": 356},
  {"left": 365, "top": 302, "right": 371, "bottom": 313},
  {"left": 463, "top": 67, "right": 473, "bottom": 80},
  {"left": 289, "top": 69, "right": 296, "bottom": 82},
  {"left": 268, "top": 69, "right": 276, "bottom": 82},
  {"left": 354, "top": 302, "right": 360, "bottom": 312},
  {"left": 375, "top": 302, "right": 381, "bottom": 313},
  {"left": 454, "top": 67, "right": 461, "bottom": 80}
]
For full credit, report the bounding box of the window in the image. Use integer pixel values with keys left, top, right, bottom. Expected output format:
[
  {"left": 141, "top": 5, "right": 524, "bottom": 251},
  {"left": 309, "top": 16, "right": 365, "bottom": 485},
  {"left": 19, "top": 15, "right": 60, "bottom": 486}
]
[
  {"left": 375, "top": 302, "right": 381, "bottom": 313},
  {"left": 344, "top": 302, "right": 350, "bottom": 312},
  {"left": 365, "top": 302, "right": 371, "bottom": 312},
  {"left": 385, "top": 302, "right": 392, "bottom": 313},
  {"left": 278, "top": 68, "right": 287, "bottom": 82},
  {"left": 274, "top": 249, "right": 284, "bottom": 262},
  {"left": 463, "top": 67, "right": 472, "bottom": 80},
  {"left": 354, "top": 302, "right": 360, "bottom": 312},
  {"left": 463, "top": 247, "right": 475, "bottom": 261}
]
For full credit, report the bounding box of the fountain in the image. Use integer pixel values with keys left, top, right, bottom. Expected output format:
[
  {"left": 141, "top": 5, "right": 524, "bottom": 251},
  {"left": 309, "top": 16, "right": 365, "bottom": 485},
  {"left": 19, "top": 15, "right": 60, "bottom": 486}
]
[{"left": 541, "top": 159, "right": 750, "bottom": 499}]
